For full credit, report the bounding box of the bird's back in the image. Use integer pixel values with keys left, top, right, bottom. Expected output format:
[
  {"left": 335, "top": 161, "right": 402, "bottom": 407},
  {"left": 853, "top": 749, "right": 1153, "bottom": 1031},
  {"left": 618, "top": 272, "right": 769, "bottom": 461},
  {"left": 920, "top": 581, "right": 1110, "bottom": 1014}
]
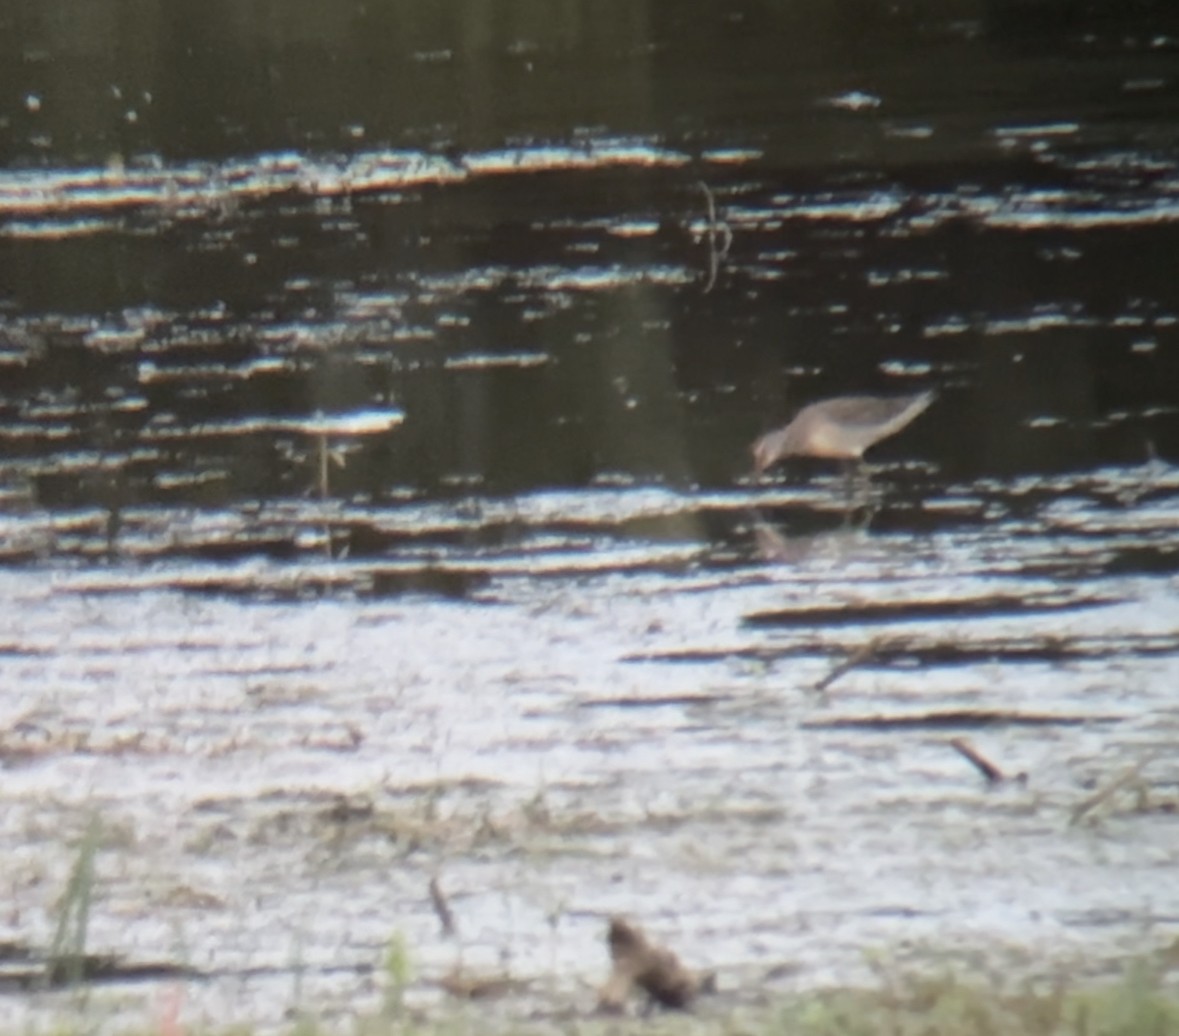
[
  {"left": 752, "top": 389, "right": 935, "bottom": 470},
  {"left": 813, "top": 391, "right": 934, "bottom": 448}
]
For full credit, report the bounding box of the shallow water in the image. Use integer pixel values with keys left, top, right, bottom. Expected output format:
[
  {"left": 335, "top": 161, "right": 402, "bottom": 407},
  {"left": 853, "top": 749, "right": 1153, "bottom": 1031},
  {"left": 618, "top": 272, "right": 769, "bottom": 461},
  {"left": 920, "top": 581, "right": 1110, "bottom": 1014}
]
[{"left": 2, "top": 1, "right": 1179, "bottom": 1031}]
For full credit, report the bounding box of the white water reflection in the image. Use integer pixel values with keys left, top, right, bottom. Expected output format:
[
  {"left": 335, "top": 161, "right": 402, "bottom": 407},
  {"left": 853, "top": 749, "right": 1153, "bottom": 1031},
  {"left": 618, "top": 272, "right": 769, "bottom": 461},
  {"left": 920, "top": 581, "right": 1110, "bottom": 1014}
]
[{"left": 0, "top": 141, "right": 692, "bottom": 230}]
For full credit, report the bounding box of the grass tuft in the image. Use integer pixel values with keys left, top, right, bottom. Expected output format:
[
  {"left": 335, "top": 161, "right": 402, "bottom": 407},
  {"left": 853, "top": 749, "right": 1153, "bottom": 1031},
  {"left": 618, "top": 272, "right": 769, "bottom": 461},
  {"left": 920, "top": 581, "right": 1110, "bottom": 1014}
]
[
  {"left": 45, "top": 813, "right": 102, "bottom": 997},
  {"left": 791, "top": 962, "right": 1179, "bottom": 1036}
]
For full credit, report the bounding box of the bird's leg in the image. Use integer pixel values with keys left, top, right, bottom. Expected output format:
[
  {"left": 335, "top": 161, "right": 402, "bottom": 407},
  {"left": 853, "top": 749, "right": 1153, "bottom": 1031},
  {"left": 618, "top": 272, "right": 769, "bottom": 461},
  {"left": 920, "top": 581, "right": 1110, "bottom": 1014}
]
[
  {"left": 841, "top": 460, "right": 879, "bottom": 528},
  {"left": 853, "top": 491, "right": 880, "bottom": 532},
  {"left": 748, "top": 506, "right": 792, "bottom": 563},
  {"left": 840, "top": 460, "right": 857, "bottom": 526},
  {"left": 859, "top": 462, "right": 884, "bottom": 529},
  {"left": 857, "top": 458, "right": 879, "bottom": 489}
]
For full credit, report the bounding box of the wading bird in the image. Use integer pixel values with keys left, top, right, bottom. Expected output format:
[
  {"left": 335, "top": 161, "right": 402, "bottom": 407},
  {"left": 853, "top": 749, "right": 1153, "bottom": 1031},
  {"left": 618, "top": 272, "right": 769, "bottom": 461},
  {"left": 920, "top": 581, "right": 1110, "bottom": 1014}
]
[{"left": 752, "top": 390, "right": 935, "bottom": 475}]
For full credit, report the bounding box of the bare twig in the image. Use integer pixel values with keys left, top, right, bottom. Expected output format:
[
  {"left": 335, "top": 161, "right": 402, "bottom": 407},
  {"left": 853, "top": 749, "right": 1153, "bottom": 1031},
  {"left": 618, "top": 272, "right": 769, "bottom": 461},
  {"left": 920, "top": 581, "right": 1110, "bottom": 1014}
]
[
  {"left": 318, "top": 432, "right": 329, "bottom": 499},
  {"left": 815, "top": 638, "right": 880, "bottom": 692},
  {"left": 752, "top": 524, "right": 789, "bottom": 562},
  {"left": 314, "top": 430, "right": 352, "bottom": 558},
  {"left": 1116, "top": 437, "right": 1164, "bottom": 505},
  {"left": 698, "top": 181, "right": 732, "bottom": 293},
  {"left": 948, "top": 737, "right": 1006, "bottom": 784},
  {"left": 314, "top": 430, "right": 349, "bottom": 500},
  {"left": 429, "top": 875, "right": 457, "bottom": 938},
  {"left": 1069, "top": 754, "right": 1158, "bottom": 826}
]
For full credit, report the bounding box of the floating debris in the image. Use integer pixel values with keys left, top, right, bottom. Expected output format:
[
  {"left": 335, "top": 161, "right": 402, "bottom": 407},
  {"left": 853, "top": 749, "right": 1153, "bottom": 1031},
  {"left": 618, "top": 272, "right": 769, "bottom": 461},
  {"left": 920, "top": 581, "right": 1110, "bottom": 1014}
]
[
  {"left": 1070, "top": 755, "right": 1159, "bottom": 827},
  {"left": 804, "top": 711, "right": 1122, "bottom": 732},
  {"left": 744, "top": 593, "right": 1120, "bottom": 629},
  {"left": 948, "top": 737, "right": 1026, "bottom": 785},
  {"left": 815, "top": 638, "right": 881, "bottom": 692}
]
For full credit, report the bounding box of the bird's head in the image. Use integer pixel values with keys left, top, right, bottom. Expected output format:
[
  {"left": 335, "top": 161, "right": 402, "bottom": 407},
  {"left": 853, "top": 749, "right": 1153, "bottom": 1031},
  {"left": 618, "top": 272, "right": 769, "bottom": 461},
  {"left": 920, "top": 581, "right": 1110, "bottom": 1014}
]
[{"left": 751, "top": 427, "right": 791, "bottom": 475}]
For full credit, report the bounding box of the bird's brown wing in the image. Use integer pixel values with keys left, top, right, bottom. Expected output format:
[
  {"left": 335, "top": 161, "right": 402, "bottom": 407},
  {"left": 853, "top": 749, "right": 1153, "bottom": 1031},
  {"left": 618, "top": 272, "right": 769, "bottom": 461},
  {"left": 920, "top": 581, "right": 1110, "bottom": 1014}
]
[{"left": 817, "top": 393, "right": 930, "bottom": 430}]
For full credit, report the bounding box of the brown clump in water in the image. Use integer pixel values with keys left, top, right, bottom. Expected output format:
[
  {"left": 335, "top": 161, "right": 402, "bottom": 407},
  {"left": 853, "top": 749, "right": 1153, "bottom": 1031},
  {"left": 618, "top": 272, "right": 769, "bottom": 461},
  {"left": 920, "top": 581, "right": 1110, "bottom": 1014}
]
[{"left": 598, "top": 916, "right": 714, "bottom": 1012}]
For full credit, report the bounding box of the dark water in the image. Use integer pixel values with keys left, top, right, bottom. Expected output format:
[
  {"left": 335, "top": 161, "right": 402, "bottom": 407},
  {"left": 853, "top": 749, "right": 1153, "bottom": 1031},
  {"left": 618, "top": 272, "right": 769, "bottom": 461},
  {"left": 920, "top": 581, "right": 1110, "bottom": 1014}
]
[{"left": 2, "top": 1, "right": 1179, "bottom": 1030}]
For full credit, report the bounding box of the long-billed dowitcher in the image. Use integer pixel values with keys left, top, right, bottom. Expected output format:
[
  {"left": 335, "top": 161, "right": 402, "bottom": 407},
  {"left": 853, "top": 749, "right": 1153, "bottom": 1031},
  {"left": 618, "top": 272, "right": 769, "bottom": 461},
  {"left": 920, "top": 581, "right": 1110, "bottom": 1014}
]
[{"left": 752, "top": 390, "right": 935, "bottom": 475}]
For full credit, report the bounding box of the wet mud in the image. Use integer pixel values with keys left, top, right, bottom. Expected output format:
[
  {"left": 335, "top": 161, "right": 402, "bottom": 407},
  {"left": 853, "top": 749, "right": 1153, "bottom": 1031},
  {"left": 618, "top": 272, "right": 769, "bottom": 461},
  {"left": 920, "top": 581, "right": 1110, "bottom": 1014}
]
[{"left": 0, "top": 464, "right": 1176, "bottom": 1029}]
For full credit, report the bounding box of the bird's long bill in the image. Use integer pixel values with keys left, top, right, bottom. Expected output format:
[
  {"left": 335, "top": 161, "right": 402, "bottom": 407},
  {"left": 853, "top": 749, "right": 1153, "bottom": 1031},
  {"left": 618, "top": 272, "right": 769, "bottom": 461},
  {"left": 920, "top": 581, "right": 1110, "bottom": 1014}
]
[{"left": 751, "top": 434, "right": 773, "bottom": 475}]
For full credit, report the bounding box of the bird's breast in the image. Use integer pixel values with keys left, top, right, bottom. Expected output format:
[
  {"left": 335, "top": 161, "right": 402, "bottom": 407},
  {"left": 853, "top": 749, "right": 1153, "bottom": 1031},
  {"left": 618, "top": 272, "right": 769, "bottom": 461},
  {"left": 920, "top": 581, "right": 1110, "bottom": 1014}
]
[{"left": 803, "top": 419, "right": 860, "bottom": 459}]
